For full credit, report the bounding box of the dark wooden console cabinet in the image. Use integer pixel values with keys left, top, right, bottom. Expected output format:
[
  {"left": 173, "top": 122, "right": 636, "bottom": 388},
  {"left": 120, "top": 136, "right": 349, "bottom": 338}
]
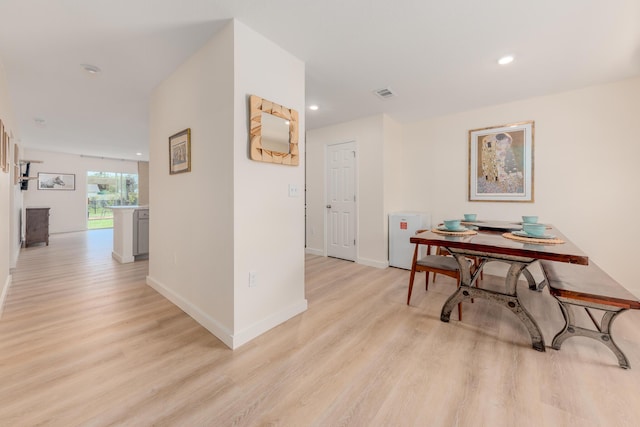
[{"left": 25, "top": 207, "right": 50, "bottom": 247}]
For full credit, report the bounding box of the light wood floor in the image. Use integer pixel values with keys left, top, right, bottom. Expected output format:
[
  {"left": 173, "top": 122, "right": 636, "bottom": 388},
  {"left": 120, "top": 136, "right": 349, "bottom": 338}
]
[{"left": 2, "top": 230, "right": 640, "bottom": 426}]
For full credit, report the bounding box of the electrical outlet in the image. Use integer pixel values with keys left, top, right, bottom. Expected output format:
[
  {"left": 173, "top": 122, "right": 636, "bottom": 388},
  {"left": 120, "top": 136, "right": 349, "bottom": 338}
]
[{"left": 249, "top": 271, "right": 257, "bottom": 287}]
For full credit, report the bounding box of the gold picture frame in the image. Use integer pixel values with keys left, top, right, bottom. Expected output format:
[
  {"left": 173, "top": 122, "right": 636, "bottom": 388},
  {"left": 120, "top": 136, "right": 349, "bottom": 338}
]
[
  {"left": 169, "top": 128, "right": 191, "bottom": 175},
  {"left": 468, "top": 121, "right": 534, "bottom": 202}
]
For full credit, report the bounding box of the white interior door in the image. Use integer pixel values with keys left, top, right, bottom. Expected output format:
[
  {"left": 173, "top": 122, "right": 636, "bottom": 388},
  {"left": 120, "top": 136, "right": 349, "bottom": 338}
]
[{"left": 326, "top": 141, "right": 356, "bottom": 261}]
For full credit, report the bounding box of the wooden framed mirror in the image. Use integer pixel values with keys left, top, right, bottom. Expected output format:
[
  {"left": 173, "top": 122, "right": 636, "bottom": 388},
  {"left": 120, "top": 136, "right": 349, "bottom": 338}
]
[{"left": 249, "top": 95, "right": 299, "bottom": 166}]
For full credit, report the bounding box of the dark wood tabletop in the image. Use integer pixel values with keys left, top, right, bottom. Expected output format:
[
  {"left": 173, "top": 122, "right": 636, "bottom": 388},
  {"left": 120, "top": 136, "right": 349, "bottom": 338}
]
[{"left": 410, "top": 223, "right": 589, "bottom": 266}]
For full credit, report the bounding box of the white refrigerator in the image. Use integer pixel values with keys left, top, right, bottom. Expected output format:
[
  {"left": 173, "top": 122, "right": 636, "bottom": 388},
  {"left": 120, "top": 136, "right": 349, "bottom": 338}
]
[{"left": 388, "top": 212, "right": 430, "bottom": 270}]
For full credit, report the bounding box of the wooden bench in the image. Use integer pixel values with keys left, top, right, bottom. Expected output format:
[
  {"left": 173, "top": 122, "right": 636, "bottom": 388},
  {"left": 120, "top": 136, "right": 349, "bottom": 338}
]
[{"left": 539, "top": 260, "right": 640, "bottom": 369}]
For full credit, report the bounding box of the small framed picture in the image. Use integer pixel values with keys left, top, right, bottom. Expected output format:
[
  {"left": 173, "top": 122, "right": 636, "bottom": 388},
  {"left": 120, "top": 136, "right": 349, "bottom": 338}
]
[
  {"left": 1, "top": 119, "right": 7, "bottom": 173},
  {"left": 13, "top": 142, "right": 20, "bottom": 185},
  {"left": 169, "top": 128, "right": 191, "bottom": 175},
  {"left": 468, "top": 121, "right": 534, "bottom": 202},
  {"left": 38, "top": 173, "right": 76, "bottom": 190}
]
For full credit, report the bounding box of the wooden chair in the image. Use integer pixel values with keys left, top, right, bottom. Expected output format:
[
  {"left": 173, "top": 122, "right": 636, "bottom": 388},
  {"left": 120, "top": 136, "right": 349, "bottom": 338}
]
[
  {"left": 433, "top": 247, "right": 483, "bottom": 284},
  {"left": 406, "top": 230, "right": 476, "bottom": 320}
]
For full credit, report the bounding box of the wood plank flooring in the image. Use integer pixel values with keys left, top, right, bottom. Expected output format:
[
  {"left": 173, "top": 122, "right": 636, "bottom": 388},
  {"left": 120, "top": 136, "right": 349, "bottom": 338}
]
[{"left": 2, "top": 230, "right": 640, "bottom": 426}]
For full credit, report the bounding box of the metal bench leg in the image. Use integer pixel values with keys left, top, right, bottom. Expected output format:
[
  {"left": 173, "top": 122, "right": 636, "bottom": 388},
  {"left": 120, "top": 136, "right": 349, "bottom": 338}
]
[{"left": 551, "top": 301, "right": 630, "bottom": 369}]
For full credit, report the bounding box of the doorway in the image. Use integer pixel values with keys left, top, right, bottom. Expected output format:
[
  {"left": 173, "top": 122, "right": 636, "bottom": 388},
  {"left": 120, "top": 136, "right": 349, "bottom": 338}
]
[
  {"left": 87, "top": 171, "right": 139, "bottom": 229},
  {"left": 326, "top": 141, "right": 357, "bottom": 261}
]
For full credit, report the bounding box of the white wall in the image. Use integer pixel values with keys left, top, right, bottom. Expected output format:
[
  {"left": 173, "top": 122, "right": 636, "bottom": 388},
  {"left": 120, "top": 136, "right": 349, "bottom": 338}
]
[
  {"left": 148, "top": 21, "right": 236, "bottom": 346},
  {"left": 0, "top": 59, "right": 20, "bottom": 315},
  {"left": 148, "top": 19, "right": 306, "bottom": 349},
  {"left": 383, "top": 114, "right": 406, "bottom": 246},
  {"left": 306, "top": 114, "right": 402, "bottom": 268},
  {"left": 137, "top": 161, "right": 149, "bottom": 206},
  {"left": 401, "top": 76, "right": 640, "bottom": 294},
  {"left": 232, "top": 20, "right": 306, "bottom": 343},
  {"left": 9, "top": 139, "right": 22, "bottom": 270},
  {"left": 23, "top": 149, "right": 138, "bottom": 233}
]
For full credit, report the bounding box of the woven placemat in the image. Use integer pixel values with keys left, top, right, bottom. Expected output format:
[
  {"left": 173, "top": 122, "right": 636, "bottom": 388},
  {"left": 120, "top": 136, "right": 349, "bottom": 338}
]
[
  {"left": 432, "top": 228, "right": 478, "bottom": 236},
  {"left": 502, "top": 232, "right": 565, "bottom": 245}
]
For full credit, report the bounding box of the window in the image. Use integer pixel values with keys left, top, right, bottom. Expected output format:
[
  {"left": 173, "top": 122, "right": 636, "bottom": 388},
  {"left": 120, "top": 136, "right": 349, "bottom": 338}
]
[{"left": 87, "top": 171, "right": 139, "bottom": 229}]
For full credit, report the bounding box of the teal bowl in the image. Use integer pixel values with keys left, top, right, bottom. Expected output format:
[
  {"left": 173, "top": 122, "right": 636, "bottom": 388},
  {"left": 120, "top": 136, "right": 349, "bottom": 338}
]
[
  {"left": 523, "top": 223, "right": 546, "bottom": 237},
  {"left": 522, "top": 215, "right": 538, "bottom": 224},
  {"left": 443, "top": 219, "right": 462, "bottom": 230}
]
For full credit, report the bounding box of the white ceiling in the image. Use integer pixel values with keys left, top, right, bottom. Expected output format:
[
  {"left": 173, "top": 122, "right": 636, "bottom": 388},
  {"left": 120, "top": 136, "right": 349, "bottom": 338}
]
[{"left": 0, "top": 0, "right": 638, "bottom": 161}]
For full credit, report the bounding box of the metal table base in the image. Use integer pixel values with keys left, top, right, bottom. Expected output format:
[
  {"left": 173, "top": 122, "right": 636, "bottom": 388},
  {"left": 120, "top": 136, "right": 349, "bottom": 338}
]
[{"left": 440, "top": 251, "right": 547, "bottom": 352}]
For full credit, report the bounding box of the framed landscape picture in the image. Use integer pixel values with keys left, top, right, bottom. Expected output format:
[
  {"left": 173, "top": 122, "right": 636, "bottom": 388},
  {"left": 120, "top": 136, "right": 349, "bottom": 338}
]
[
  {"left": 169, "top": 128, "right": 191, "bottom": 175},
  {"left": 468, "top": 121, "right": 534, "bottom": 202},
  {"left": 38, "top": 173, "right": 76, "bottom": 190}
]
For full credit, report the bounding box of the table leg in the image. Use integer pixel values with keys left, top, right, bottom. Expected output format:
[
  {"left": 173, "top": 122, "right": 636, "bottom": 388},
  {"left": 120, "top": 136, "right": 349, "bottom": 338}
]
[
  {"left": 440, "top": 256, "right": 546, "bottom": 352},
  {"left": 520, "top": 264, "right": 550, "bottom": 291},
  {"left": 406, "top": 244, "right": 420, "bottom": 305}
]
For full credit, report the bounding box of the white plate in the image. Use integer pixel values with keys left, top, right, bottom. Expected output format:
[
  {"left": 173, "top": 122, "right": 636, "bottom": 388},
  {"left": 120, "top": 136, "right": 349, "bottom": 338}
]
[
  {"left": 512, "top": 230, "right": 556, "bottom": 239},
  {"left": 437, "top": 225, "right": 468, "bottom": 232}
]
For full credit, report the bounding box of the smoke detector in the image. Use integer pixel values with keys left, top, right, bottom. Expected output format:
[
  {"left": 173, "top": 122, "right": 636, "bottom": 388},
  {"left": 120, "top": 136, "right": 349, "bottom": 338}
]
[{"left": 373, "top": 87, "right": 397, "bottom": 100}]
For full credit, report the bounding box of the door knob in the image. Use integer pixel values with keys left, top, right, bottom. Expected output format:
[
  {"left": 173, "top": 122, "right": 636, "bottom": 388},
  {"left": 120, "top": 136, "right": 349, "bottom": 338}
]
[{"left": 326, "top": 204, "right": 332, "bottom": 208}]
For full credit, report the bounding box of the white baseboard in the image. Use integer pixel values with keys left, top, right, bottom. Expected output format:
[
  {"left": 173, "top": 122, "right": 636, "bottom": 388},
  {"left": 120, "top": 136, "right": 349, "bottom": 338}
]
[
  {"left": 146, "top": 275, "right": 307, "bottom": 350},
  {"left": 231, "top": 299, "right": 308, "bottom": 349},
  {"left": 146, "top": 275, "right": 234, "bottom": 349},
  {"left": 305, "top": 250, "right": 389, "bottom": 269},
  {"left": 112, "top": 251, "right": 134, "bottom": 264},
  {"left": 357, "top": 257, "right": 389, "bottom": 269},
  {"left": 11, "top": 243, "right": 20, "bottom": 269},
  {"left": 0, "top": 274, "right": 12, "bottom": 319},
  {"left": 305, "top": 247, "right": 324, "bottom": 256}
]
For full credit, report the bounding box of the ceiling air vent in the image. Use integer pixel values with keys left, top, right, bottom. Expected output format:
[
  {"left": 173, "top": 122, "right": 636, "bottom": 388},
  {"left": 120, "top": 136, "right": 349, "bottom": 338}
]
[{"left": 373, "top": 87, "right": 397, "bottom": 100}]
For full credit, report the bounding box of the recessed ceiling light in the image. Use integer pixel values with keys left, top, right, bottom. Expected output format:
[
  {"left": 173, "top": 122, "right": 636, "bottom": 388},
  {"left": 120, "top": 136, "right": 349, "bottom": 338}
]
[
  {"left": 498, "top": 55, "right": 515, "bottom": 65},
  {"left": 309, "top": 105, "right": 319, "bottom": 111},
  {"left": 136, "top": 152, "right": 142, "bottom": 156},
  {"left": 81, "top": 63, "right": 102, "bottom": 75}
]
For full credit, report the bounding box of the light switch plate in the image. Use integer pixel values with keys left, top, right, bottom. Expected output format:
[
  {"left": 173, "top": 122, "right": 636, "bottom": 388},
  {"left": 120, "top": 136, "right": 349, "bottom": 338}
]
[{"left": 288, "top": 184, "right": 299, "bottom": 198}]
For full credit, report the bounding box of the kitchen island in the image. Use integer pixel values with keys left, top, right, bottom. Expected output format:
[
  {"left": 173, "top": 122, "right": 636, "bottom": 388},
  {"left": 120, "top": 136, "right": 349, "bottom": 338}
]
[{"left": 109, "top": 205, "right": 149, "bottom": 263}]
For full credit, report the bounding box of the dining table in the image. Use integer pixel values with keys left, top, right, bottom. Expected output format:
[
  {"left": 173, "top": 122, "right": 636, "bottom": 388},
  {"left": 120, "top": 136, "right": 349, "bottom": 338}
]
[{"left": 409, "top": 221, "right": 589, "bottom": 351}]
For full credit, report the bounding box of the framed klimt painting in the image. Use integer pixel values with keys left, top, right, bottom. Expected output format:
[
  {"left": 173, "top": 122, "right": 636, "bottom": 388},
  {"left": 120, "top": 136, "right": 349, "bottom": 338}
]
[
  {"left": 169, "top": 128, "right": 191, "bottom": 175},
  {"left": 468, "top": 121, "right": 534, "bottom": 202}
]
